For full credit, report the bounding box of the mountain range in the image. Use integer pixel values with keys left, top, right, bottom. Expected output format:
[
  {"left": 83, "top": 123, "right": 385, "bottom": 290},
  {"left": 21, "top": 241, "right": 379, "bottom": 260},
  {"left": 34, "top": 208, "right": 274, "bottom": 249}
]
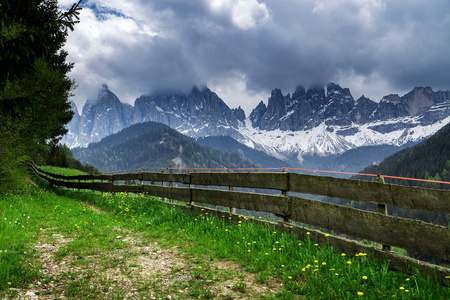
[{"left": 62, "top": 83, "right": 450, "bottom": 171}]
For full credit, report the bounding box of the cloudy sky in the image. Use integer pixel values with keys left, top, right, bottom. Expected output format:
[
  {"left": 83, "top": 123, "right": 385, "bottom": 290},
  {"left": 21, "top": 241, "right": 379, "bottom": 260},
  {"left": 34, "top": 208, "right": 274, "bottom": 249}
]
[{"left": 60, "top": 0, "right": 450, "bottom": 115}]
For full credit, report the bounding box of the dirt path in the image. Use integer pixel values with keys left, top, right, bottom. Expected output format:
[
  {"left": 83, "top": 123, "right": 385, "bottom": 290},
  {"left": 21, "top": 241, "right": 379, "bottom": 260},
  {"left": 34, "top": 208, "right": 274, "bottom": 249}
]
[{"left": 11, "top": 219, "right": 284, "bottom": 299}]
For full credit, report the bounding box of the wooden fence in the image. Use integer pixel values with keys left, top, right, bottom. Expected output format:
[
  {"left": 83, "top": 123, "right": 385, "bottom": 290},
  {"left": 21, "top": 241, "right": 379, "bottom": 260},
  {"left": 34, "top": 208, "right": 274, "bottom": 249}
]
[{"left": 30, "top": 163, "right": 450, "bottom": 284}]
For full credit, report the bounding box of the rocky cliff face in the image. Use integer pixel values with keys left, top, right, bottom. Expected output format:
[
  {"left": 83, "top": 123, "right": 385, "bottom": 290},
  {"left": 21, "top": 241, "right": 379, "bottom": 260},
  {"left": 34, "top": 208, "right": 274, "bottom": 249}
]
[
  {"left": 249, "top": 83, "right": 450, "bottom": 132},
  {"left": 133, "top": 86, "right": 245, "bottom": 138},
  {"left": 62, "top": 85, "right": 133, "bottom": 148}
]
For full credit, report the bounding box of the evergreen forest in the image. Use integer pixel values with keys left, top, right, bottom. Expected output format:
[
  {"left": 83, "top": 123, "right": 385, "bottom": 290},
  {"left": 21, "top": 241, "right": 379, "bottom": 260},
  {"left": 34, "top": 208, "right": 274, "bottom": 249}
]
[
  {"left": 0, "top": 0, "right": 93, "bottom": 190},
  {"left": 72, "top": 122, "right": 258, "bottom": 172}
]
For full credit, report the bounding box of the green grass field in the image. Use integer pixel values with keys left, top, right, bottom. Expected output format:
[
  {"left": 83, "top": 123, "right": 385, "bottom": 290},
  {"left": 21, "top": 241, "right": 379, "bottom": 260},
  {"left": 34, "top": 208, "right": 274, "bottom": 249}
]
[{"left": 0, "top": 166, "right": 449, "bottom": 299}]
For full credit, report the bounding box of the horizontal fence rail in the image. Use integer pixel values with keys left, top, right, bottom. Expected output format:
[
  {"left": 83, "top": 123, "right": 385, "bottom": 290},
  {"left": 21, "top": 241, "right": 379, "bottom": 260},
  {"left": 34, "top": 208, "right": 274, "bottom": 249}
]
[{"left": 30, "top": 163, "right": 450, "bottom": 284}]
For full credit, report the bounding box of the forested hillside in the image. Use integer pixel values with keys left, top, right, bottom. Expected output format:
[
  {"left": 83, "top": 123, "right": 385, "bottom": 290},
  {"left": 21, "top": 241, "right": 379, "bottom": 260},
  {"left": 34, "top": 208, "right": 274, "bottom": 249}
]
[
  {"left": 72, "top": 122, "right": 257, "bottom": 171},
  {"left": 357, "top": 121, "right": 450, "bottom": 189}
]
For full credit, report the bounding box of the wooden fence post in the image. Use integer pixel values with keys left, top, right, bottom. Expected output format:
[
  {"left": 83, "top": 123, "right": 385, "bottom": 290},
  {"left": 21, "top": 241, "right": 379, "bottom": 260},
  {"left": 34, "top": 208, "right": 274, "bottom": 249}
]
[
  {"left": 279, "top": 169, "right": 290, "bottom": 223},
  {"left": 188, "top": 169, "right": 194, "bottom": 207},
  {"left": 228, "top": 170, "right": 236, "bottom": 214},
  {"left": 161, "top": 170, "right": 166, "bottom": 202},
  {"left": 376, "top": 175, "right": 391, "bottom": 251},
  {"left": 169, "top": 164, "right": 173, "bottom": 204},
  {"left": 140, "top": 169, "right": 144, "bottom": 195},
  {"left": 112, "top": 173, "right": 116, "bottom": 195}
]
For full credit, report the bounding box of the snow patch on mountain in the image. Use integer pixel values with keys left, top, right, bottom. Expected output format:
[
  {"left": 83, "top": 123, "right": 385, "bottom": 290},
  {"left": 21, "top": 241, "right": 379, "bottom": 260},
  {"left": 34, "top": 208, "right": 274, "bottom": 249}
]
[{"left": 235, "top": 115, "right": 450, "bottom": 162}]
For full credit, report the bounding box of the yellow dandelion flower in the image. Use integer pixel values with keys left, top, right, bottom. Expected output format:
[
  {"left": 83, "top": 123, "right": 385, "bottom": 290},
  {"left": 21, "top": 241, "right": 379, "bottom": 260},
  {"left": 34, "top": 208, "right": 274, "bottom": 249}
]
[
  {"left": 347, "top": 261, "right": 352, "bottom": 265},
  {"left": 322, "top": 262, "right": 326, "bottom": 266},
  {"left": 307, "top": 232, "right": 310, "bottom": 235},
  {"left": 281, "top": 265, "right": 285, "bottom": 268},
  {"left": 399, "top": 287, "right": 405, "bottom": 290},
  {"left": 288, "top": 276, "right": 292, "bottom": 279},
  {"left": 325, "top": 233, "right": 330, "bottom": 237},
  {"left": 362, "top": 276, "right": 368, "bottom": 280},
  {"left": 341, "top": 253, "right": 346, "bottom": 256},
  {"left": 357, "top": 291, "right": 363, "bottom": 296}
]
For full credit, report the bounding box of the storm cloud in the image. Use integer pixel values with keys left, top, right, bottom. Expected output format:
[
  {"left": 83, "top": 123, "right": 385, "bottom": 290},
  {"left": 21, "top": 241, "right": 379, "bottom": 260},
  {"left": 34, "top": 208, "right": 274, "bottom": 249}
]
[{"left": 60, "top": 0, "right": 450, "bottom": 114}]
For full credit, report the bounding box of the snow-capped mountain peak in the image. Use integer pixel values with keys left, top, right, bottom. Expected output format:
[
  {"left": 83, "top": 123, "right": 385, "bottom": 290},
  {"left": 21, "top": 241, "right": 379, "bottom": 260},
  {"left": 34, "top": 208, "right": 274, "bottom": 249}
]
[{"left": 62, "top": 83, "right": 450, "bottom": 168}]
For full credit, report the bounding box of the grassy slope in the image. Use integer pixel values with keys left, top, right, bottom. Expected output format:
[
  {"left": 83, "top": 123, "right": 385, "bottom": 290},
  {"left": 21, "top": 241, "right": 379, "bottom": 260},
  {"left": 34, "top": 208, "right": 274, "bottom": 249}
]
[{"left": 0, "top": 167, "right": 449, "bottom": 299}]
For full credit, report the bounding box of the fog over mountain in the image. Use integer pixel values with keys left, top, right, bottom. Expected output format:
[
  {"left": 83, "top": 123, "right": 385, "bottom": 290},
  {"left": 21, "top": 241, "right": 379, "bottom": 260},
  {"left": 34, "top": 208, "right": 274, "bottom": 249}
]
[{"left": 59, "top": 0, "right": 450, "bottom": 115}]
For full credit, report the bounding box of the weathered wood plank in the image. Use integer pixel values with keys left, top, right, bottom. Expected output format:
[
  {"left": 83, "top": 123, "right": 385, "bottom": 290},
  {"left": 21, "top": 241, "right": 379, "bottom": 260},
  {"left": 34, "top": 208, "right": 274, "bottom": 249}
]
[
  {"left": 143, "top": 185, "right": 191, "bottom": 202},
  {"left": 89, "top": 182, "right": 113, "bottom": 192},
  {"left": 142, "top": 172, "right": 190, "bottom": 184},
  {"left": 91, "top": 174, "right": 113, "bottom": 181},
  {"left": 190, "top": 172, "right": 287, "bottom": 190},
  {"left": 289, "top": 173, "right": 450, "bottom": 214},
  {"left": 113, "top": 173, "right": 142, "bottom": 181},
  {"left": 68, "top": 182, "right": 94, "bottom": 190},
  {"left": 191, "top": 189, "right": 290, "bottom": 216},
  {"left": 37, "top": 168, "right": 72, "bottom": 180},
  {"left": 113, "top": 184, "right": 143, "bottom": 193},
  {"left": 290, "top": 196, "right": 450, "bottom": 260}
]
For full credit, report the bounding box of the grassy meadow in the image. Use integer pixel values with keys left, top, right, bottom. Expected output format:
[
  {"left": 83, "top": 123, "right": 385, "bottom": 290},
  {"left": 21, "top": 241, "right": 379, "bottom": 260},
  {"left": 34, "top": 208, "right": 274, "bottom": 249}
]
[{"left": 0, "top": 166, "right": 449, "bottom": 299}]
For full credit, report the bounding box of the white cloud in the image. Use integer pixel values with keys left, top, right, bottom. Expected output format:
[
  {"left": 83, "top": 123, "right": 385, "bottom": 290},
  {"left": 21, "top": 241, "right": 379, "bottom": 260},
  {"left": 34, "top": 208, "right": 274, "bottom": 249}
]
[
  {"left": 208, "top": 0, "right": 270, "bottom": 29},
  {"left": 63, "top": 0, "right": 450, "bottom": 113},
  {"left": 207, "top": 72, "right": 268, "bottom": 115}
]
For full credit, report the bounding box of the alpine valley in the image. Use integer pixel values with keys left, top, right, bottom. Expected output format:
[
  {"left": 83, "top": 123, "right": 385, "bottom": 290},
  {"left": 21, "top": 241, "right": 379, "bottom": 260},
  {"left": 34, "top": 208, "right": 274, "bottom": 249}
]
[{"left": 63, "top": 83, "right": 450, "bottom": 172}]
